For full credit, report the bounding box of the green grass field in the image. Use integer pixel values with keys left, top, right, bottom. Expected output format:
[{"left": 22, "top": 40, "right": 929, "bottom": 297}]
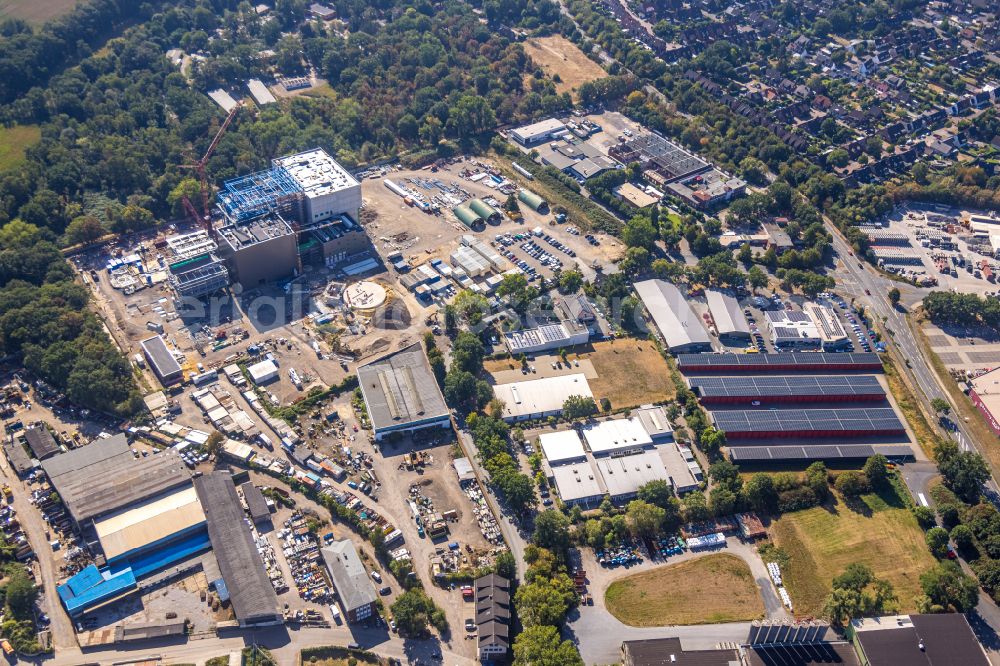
[
  {"left": 0, "top": 0, "right": 76, "bottom": 23},
  {"left": 0, "top": 125, "right": 41, "bottom": 172},
  {"left": 605, "top": 553, "right": 764, "bottom": 626},
  {"left": 770, "top": 487, "right": 936, "bottom": 618}
]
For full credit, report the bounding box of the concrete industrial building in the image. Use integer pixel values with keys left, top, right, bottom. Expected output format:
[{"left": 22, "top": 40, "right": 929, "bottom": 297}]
[
  {"left": 247, "top": 359, "right": 279, "bottom": 385},
  {"left": 24, "top": 424, "right": 60, "bottom": 460},
  {"left": 581, "top": 417, "right": 653, "bottom": 456},
  {"left": 503, "top": 320, "right": 589, "bottom": 354},
  {"left": 804, "top": 303, "right": 852, "bottom": 350},
  {"left": 493, "top": 374, "right": 594, "bottom": 422},
  {"left": 43, "top": 434, "right": 192, "bottom": 531},
  {"left": 510, "top": 118, "right": 566, "bottom": 146},
  {"left": 677, "top": 351, "right": 883, "bottom": 373},
  {"left": 539, "top": 430, "right": 588, "bottom": 465},
  {"left": 613, "top": 182, "right": 659, "bottom": 209},
  {"left": 766, "top": 306, "right": 850, "bottom": 350},
  {"left": 246, "top": 79, "right": 276, "bottom": 105},
  {"left": 765, "top": 310, "right": 821, "bottom": 349},
  {"left": 356, "top": 343, "right": 451, "bottom": 440},
  {"left": 140, "top": 335, "right": 184, "bottom": 385},
  {"left": 274, "top": 149, "right": 362, "bottom": 224},
  {"left": 690, "top": 375, "right": 886, "bottom": 405},
  {"left": 321, "top": 540, "right": 377, "bottom": 623},
  {"left": 851, "top": 614, "right": 989, "bottom": 666},
  {"left": 92, "top": 485, "right": 206, "bottom": 564},
  {"left": 51, "top": 436, "right": 213, "bottom": 618},
  {"left": 706, "top": 289, "right": 751, "bottom": 343},
  {"left": 621, "top": 638, "right": 739, "bottom": 666},
  {"left": 712, "top": 407, "right": 905, "bottom": 439},
  {"left": 609, "top": 131, "right": 746, "bottom": 208},
  {"left": 240, "top": 481, "right": 271, "bottom": 525},
  {"left": 194, "top": 472, "right": 281, "bottom": 627},
  {"left": 3, "top": 441, "right": 33, "bottom": 477},
  {"left": 214, "top": 148, "right": 370, "bottom": 286},
  {"left": 634, "top": 279, "right": 712, "bottom": 353},
  {"left": 540, "top": 415, "right": 692, "bottom": 506}
]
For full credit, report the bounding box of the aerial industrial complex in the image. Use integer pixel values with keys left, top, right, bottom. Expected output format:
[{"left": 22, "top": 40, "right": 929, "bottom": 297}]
[
  {"left": 165, "top": 147, "right": 372, "bottom": 298},
  {"left": 47, "top": 436, "right": 277, "bottom": 628}
]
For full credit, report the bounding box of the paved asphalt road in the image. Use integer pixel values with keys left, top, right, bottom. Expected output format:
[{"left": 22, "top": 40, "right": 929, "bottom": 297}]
[
  {"left": 38, "top": 624, "right": 478, "bottom": 666},
  {"left": 827, "top": 219, "right": 1000, "bottom": 664},
  {"left": 826, "top": 219, "right": 979, "bottom": 453}
]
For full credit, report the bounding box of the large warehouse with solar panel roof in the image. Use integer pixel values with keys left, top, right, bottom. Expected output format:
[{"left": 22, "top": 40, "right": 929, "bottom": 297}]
[
  {"left": 689, "top": 375, "right": 886, "bottom": 404},
  {"left": 711, "top": 407, "right": 906, "bottom": 439},
  {"left": 675, "top": 350, "right": 912, "bottom": 462},
  {"left": 677, "top": 352, "right": 884, "bottom": 373}
]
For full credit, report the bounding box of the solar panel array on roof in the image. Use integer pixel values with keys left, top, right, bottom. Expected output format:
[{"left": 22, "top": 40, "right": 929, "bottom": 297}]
[
  {"left": 713, "top": 408, "right": 903, "bottom": 434},
  {"left": 729, "top": 444, "right": 913, "bottom": 461},
  {"left": 677, "top": 352, "right": 882, "bottom": 369},
  {"left": 690, "top": 375, "right": 885, "bottom": 399}
]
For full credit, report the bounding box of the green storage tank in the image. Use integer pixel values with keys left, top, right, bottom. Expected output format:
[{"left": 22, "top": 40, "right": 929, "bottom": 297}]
[
  {"left": 517, "top": 188, "right": 547, "bottom": 212},
  {"left": 468, "top": 198, "right": 501, "bottom": 223},
  {"left": 453, "top": 203, "right": 484, "bottom": 228}
]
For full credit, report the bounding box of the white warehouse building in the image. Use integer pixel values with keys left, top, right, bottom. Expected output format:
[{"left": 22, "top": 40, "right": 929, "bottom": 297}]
[{"left": 634, "top": 279, "right": 712, "bottom": 353}]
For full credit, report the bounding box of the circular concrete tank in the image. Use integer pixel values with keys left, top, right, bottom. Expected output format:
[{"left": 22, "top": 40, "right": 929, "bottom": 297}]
[{"left": 343, "top": 281, "right": 387, "bottom": 312}]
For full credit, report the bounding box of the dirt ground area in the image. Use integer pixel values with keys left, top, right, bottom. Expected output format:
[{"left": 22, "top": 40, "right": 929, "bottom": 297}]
[
  {"left": 85, "top": 570, "right": 225, "bottom": 634},
  {"left": 522, "top": 35, "right": 607, "bottom": 100},
  {"left": 0, "top": 374, "right": 117, "bottom": 446},
  {"left": 485, "top": 339, "right": 675, "bottom": 411},
  {"left": 362, "top": 438, "right": 497, "bottom": 658}
]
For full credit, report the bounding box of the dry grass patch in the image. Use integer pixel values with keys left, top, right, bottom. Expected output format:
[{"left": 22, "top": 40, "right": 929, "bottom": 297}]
[
  {"left": 605, "top": 553, "right": 764, "bottom": 626},
  {"left": 0, "top": 0, "right": 77, "bottom": 23},
  {"left": 0, "top": 126, "right": 41, "bottom": 171},
  {"left": 882, "top": 352, "right": 941, "bottom": 458},
  {"left": 523, "top": 35, "right": 607, "bottom": 99},
  {"left": 580, "top": 339, "right": 674, "bottom": 409},
  {"left": 770, "top": 488, "right": 936, "bottom": 618},
  {"left": 484, "top": 339, "right": 673, "bottom": 411}
]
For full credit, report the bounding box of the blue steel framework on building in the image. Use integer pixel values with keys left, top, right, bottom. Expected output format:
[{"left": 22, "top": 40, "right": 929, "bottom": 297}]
[{"left": 218, "top": 166, "right": 302, "bottom": 223}]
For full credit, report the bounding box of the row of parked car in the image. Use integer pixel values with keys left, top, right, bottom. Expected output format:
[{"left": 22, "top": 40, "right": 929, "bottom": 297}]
[{"left": 539, "top": 232, "right": 577, "bottom": 258}]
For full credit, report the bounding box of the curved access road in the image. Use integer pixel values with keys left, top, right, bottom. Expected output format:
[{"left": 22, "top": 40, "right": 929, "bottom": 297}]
[{"left": 566, "top": 536, "right": 788, "bottom": 665}]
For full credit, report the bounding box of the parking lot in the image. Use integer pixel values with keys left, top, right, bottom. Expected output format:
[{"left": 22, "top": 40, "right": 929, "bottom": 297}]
[
  {"left": 683, "top": 290, "right": 880, "bottom": 355},
  {"left": 362, "top": 158, "right": 622, "bottom": 287},
  {"left": 873, "top": 205, "right": 998, "bottom": 291}
]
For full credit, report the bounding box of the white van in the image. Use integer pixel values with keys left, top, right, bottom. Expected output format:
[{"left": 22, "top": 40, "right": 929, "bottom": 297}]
[{"left": 330, "top": 605, "right": 342, "bottom": 624}]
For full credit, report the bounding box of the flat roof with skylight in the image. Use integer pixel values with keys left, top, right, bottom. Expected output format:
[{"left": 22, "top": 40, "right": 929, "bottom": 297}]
[
  {"left": 581, "top": 417, "right": 653, "bottom": 455},
  {"left": 274, "top": 148, "right": 360, "bottom": 199},
  {"left": 493, "top": 374, "right": 594, "bottom": 421}
]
